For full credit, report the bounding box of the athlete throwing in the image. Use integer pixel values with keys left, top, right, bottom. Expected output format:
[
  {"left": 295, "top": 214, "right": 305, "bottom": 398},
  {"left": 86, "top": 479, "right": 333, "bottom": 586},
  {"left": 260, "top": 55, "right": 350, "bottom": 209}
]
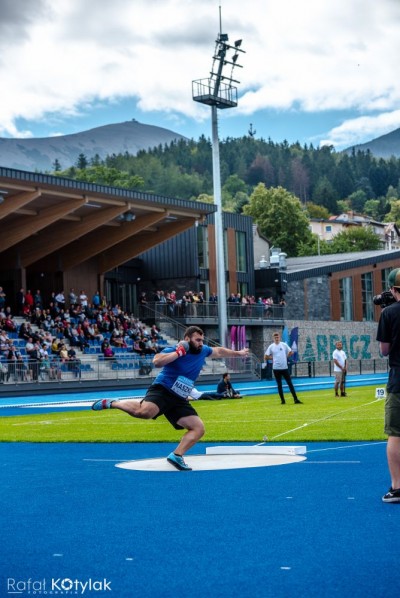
[{"left": 92, "top": 325, "right": 249, "bottom": 470}]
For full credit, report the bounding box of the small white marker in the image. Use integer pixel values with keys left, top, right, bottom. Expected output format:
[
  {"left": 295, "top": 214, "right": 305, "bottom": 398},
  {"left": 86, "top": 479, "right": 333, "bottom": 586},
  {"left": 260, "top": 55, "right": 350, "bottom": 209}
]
[
  {"left": 126, "top": 557, "right": 134, "bottom": 561},
  {"left": 280, "top": 567, "right": 291, "bottom": 570}
]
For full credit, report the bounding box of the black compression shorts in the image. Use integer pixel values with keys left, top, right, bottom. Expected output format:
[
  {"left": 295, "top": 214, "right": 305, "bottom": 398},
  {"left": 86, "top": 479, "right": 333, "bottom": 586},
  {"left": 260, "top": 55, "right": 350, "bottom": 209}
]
[{"left": 143, "top": 384, "right": 199, "bottom": 430}]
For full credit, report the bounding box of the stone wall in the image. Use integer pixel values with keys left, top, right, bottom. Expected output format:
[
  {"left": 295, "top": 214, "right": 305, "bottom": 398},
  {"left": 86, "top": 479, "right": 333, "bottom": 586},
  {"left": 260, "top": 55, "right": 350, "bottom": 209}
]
[
  {"left": 255, "top": 319, "right": 380, "bottom": 362},
  {"left": 284, "top": 277, "right": 331, "bottom": 321}
]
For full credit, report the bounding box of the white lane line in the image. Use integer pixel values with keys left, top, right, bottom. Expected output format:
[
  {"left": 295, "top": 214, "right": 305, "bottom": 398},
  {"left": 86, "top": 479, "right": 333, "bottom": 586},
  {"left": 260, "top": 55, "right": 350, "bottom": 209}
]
[{"left": 307, "top": 441, "right": 386, "bottom": 453}]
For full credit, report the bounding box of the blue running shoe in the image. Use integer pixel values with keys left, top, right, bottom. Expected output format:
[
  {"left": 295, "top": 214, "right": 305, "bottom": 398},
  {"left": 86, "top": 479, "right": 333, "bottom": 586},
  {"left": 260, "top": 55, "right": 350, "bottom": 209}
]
[
  {"left": 167, "top": 452, "right": 192, "bottom": 471},
  {"left": 91, "top": 398, "right": 115, "bottom": 411}
]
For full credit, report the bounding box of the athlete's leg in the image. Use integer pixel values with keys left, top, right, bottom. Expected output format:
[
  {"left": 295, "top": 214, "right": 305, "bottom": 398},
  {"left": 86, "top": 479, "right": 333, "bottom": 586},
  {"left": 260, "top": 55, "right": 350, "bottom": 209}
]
[
  {"left": 387, "top": 436, "right": 400, "bottom": 489},
  {"left": 173, "top": 415, "right": 205, "bottom": 455},
  {"left": 273, "top": 370, "right": 285, "bottom": 403},
  {"left": 282, "top": 370, "right": 299, "bottom": 401},
  {"left": 112, "top": 399, "right": 159, "bottom": 419}
]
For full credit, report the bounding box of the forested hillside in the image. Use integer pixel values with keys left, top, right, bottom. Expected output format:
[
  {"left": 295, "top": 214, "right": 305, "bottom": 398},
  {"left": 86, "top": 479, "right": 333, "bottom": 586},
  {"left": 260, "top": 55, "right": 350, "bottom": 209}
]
[{"left": 54, "top": 135, "right": 400, "bottom": 256}]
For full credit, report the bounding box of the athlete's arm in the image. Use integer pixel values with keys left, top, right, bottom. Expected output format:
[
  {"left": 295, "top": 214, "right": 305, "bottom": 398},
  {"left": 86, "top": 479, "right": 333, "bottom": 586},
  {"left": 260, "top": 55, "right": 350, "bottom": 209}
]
[{"left": 211, "top": 346, "right": 249, "bottom": 358}]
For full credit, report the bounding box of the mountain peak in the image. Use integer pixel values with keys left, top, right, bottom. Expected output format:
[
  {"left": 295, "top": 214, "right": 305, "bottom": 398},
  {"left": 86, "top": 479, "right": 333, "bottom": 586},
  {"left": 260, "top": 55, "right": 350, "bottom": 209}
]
[
  {"left": 344, "top": 127, "right": 400, "bottom": 158},
  {"left": 0, "top": 120, "right": 187, "bottom": 171}
]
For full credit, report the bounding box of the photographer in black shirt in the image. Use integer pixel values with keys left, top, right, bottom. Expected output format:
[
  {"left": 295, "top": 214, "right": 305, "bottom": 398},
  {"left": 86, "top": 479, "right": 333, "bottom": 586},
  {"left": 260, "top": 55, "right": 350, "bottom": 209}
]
[{"left": 376, "top": 268, "right": 400, "bottom": 503}]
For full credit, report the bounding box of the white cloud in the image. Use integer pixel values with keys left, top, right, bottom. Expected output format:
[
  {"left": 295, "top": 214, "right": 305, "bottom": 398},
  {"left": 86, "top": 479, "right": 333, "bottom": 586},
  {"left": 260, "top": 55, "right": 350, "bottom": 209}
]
[
  {"left": 0, "top": 0, "right": 399, "bottom": 148},
  {"left": 320, "top": 110, "right": 400, "bottom": 149}
]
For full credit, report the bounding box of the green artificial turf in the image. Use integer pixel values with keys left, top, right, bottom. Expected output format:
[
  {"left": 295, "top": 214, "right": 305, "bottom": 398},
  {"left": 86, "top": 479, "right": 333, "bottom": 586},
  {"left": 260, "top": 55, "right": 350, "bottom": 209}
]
[{"left": 0, "top": 385, "right": 386, "bottom": 443}]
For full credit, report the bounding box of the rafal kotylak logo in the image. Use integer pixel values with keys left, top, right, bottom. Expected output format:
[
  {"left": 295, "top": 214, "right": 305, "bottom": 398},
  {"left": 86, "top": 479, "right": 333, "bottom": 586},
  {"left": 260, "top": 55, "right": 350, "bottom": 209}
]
[{"left": 7, "top": 577, "right": 112, "bottom": 594}]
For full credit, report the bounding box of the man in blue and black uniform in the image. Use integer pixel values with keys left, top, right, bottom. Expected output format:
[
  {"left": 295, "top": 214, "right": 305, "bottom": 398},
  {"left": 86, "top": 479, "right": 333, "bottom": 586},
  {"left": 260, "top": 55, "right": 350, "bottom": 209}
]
[{"left": 92, "top": 325, "right": 249, "bottom": 471}]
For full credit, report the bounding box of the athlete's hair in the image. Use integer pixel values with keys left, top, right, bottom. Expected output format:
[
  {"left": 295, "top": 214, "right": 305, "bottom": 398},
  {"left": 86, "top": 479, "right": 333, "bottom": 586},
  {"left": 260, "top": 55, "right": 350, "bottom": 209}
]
[{"left": 184, "top": 325, "right": 204, "bottom": 338}]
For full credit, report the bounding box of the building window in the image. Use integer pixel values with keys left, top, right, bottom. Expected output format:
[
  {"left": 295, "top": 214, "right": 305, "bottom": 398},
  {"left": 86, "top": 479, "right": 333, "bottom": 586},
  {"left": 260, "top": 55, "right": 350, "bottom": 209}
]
[
  {"left": 381, "top": 268, "right": 392, "bottom": 290},
  {"left": 325, "top": 225, "right": 332, "bottom": 232},
  {"left": 361, "top": 272, "right": 374, "bottom": 321},
  {"left": 235, "top": 231, "right": 247, "bottom": 273},
  {"left": 339, "top": 277, "right": 353, "bottom": 321},
  {"left": 197, "top": 225, "right": 208, "bottom": 269}
]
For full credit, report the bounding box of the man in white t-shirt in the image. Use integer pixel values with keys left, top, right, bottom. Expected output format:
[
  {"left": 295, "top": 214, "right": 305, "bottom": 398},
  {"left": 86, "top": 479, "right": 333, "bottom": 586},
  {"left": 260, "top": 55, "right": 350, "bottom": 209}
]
[
  {"left": 265, "top": 332, "right": 302, "bottom": 405},
  {"left": 332, "top": 340, "right": 347, "bottom": 397}
]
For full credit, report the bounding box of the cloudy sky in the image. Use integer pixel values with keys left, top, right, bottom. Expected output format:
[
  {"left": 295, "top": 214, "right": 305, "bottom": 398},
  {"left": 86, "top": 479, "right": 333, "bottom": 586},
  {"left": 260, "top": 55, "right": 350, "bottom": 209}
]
[{"left": 1, "top": 0, "right": 400, "bottom": 150}]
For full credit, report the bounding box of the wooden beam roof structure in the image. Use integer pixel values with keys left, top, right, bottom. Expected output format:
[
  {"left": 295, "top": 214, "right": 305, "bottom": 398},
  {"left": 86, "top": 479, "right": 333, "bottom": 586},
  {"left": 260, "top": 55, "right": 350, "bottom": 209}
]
[{"left": 0, "top": 167, "right": 216, "bottom": 274}]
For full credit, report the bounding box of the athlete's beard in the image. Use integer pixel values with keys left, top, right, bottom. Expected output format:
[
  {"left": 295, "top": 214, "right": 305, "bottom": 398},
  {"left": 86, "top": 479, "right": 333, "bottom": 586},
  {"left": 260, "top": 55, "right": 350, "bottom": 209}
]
[{"left": 189, "top": 341, "right": 203, "bottom": 354}]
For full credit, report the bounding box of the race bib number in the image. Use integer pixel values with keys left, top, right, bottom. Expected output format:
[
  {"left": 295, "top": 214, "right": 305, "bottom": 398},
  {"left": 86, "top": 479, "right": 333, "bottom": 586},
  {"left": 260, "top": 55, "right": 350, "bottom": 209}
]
[{"left": 171, "top": 375, "right": 194, "bottom": 398}]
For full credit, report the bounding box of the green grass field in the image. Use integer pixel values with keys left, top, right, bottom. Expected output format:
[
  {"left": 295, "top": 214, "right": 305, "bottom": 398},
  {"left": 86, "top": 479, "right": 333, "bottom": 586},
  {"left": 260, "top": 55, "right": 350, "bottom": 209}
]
[{"left": 0, "top": 385, "right": 386, "bottom": 443}]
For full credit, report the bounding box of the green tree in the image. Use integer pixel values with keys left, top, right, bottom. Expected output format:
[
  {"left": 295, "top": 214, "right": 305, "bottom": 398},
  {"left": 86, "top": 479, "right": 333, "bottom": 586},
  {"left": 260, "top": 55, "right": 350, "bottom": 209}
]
[
  {"left": 55, "top": 165, "right": 143, "bottom": 189},
  {"left": 243, "top": 184, "right": 313, "bottom": 256},
  {"left": 312, "top": 175, "right": 338, "bottom": 213},
  {"left": 384, "top": 199, "right": 400, "bottom": 225},
  {"left": 52, "top": 159, "right": 62, "bottom": 172},
  {"left": 363, "top": 199, "right": 381, "bottom": 220},
  {"left": 348, "top": 189, "right": 367, "bottom": 213},
  {"left": 76, "top": 153, "right": 88, "bottom": 169},
  {"left": 330, "top": 226, "right": 381, "bottom": 252},
  {"left": 297, "top": 234, "right": 332, "bottom": 257},
  {"left": 305, "top": 202, "right": 330, "bottom": 219}
]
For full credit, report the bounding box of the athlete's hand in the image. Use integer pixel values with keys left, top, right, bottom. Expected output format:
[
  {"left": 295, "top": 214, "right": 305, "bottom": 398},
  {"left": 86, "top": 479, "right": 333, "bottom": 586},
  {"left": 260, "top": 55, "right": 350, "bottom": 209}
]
[{"left": 176, "top": 341, "right": 189, "bottom": 357}]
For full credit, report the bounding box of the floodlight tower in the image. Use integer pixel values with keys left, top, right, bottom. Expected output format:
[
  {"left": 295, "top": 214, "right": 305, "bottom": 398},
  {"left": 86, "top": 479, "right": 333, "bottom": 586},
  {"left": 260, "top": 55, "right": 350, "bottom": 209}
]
[{"left": 192, "top": 23, "right": 245, "bottom": 345}]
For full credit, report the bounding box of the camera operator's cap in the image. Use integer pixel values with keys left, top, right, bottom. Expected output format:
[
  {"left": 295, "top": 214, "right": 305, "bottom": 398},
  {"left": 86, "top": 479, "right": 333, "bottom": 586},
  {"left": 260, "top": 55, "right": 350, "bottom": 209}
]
[{"left": 388, "top": 268, "right": 400, "bottom": 288}]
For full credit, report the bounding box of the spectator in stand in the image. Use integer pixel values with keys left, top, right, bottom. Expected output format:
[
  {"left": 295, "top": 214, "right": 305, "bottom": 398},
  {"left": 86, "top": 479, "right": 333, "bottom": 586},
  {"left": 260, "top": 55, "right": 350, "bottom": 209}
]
[
  {"left": 92, "top": 291, "right": 101, "bottom": 308},
  {"left": 34, "top": 289, "right": 43, "bottom": 309},
  {"left": 227, "top": 292, "right": 238, "bottom": 317},
  {"left": 3, "top": 313, "right": 17, "bottom": 333},
  {"left": 0, "top": 330, "right": 10, "bottom": 355},
  {"left": 0, "top": 286, "right": 6, "bottom": 311},
  {"left": 110, "top": 328, "right": 127, "bottom": 348},
  {"left": 24, "top": 289, "right": 34, "bottom": 314},
  {"left": 51, "top": 338, "right": 62, "bottom": 356},
  {"left": 26, "top": 340, "right": 42, "bottom": 381},
  {"left": 55, "top": 290, "right": 66, "bottom": 309},
  {"left": 16, "top": 288, "right": 25, "bottom": 316},
  {"left": 209, "top": 292, "right": 218, "bottom": 316},
  {"left": 102, "top": 341, "right": 115, "bottom": 360},
  {"left": 164, "top": 292, "right": 175, "bottom": 316},
  {"left": 18, "top": 321, "right": 34, "bottom": 341},
  {"left": 48, "top": 301, "right": 60, "bottom": 319},
  {"left": 67, "top": 347, "right": 81, "bottom": 377},
  {"left": 69, "top": 288, "right": 78, "bottom": 306},
  {"left": 6, "top": 344, "right": 22, "bottom": 382},
  {"left": 265, "top": 296, "right": 274, "bottom": 318},
  {"left": 150, "top": 324, "right": 163, "bottom": 341},
  {"left": 79, "top": 290, "right": 88, "bottom": 309},
  {"left": 31, "top": 307, "right": 45, "bottom": 327},
  {"left": 16, "top": 353, "right": 29, "bottom": 382}
]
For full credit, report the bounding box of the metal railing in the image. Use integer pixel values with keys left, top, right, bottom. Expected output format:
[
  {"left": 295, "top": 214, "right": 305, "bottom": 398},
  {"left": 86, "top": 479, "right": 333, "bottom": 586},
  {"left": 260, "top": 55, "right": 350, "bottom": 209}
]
[
  {"left": 138, "top": 301, "right": 284, "bottom": 322},
  {"left": 0, "top": 353, "right": 260, "bottom": 387},
  {"left": 261, "top": 358, "right": 389, "bottom": 380}
]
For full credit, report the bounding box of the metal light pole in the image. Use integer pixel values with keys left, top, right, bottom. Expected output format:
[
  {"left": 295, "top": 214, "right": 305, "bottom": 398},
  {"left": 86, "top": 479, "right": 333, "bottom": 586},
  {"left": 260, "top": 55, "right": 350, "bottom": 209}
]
[{"left": 192, "top": 28, "right": 245, "bottom": 345}]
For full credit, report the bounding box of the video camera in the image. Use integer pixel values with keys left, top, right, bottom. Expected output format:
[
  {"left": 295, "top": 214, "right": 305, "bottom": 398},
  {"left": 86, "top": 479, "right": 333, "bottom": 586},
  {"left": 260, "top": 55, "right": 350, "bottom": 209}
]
[{"left": 373, "top": 290, "right": 396, "bottom": 309}]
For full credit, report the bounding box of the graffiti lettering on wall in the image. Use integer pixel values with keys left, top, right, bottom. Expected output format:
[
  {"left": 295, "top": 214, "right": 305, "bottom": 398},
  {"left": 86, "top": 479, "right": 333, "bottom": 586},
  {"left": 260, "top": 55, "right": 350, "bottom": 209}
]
[{"left": 301, "top": 334, "right": 372, "bottom": 362}]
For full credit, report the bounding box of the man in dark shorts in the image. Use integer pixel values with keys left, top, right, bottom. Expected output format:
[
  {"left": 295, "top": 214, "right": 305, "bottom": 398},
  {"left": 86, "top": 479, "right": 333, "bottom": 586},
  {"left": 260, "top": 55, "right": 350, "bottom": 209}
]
[
  {"left": 376, "top": 268, "right": 400, "bottom": 502},
  {"left": 92, "top": 325, "right": 249, "bottom": 470}
]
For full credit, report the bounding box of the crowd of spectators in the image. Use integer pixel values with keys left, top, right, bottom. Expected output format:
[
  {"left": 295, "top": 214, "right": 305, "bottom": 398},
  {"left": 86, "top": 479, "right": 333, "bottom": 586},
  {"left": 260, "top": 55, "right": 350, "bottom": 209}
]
[
  {"left": 0, "top": 286, "right": 166, "bottom": 383},
  {"left": 138, "top": 289, "right": 286, "bottom": 318}
]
